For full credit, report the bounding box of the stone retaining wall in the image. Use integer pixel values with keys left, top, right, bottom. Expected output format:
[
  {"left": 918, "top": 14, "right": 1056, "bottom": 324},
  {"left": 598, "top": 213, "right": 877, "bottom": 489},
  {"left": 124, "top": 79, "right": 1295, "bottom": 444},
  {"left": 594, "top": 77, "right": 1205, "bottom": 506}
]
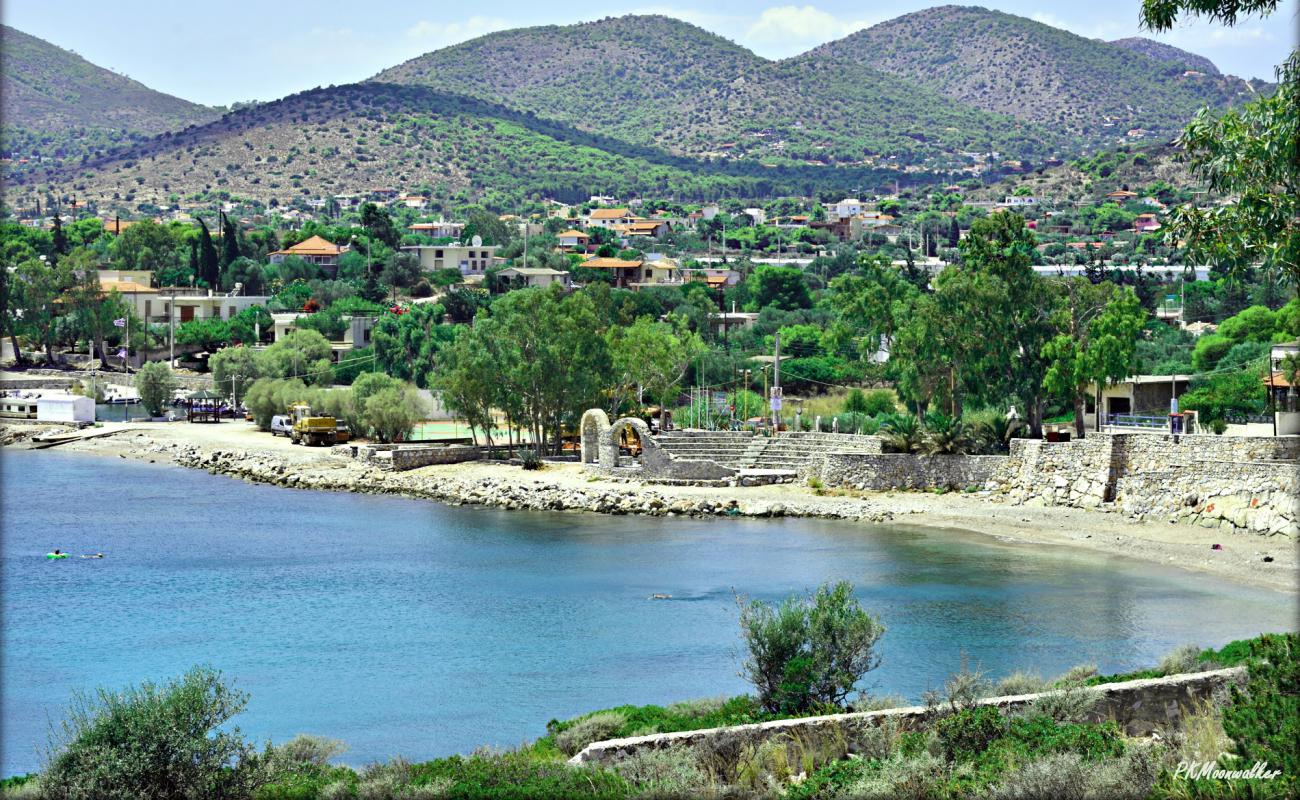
[
  {"left": 0, "top": 370, "right": 212, "bottom": 391},
  {"left": 571, "top": 667, "right": 1247, "bottom": 768},
  {"left": 998, "top": 434, "right": 1298, "bottom": 536},
  {"left": 332, "top": 442, "right": 481, "bottom": 471},
  {"left": 818, "top": 452, "right": 1003, "bottom": 490}
]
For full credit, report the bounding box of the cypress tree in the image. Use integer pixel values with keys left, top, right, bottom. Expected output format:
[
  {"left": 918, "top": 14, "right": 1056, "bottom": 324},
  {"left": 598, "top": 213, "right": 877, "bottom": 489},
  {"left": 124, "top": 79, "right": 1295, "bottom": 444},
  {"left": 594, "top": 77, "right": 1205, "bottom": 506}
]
[
  {"left": 51, "top": 216, "right": 68, "bottom": 257},
  {"left": 948, "top": 217, "right": 960, "bottom": 249},
  {"left": 197, "top": 218, "right": 220, "bottom": 288},
  {"left": 220, "top": 212, "right": 241, "bottom": 267},
  {"left": 188, "top": 239, "right": 199, "bottom": 284}
]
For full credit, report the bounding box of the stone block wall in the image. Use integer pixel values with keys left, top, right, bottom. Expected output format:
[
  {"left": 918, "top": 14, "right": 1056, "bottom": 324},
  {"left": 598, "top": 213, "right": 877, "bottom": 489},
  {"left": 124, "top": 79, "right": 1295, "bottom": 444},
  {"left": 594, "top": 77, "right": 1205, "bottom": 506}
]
[
  {"left": 995, "top": 434, "right": 1298, "bottom": 536},
  {"left": 819, "top": 453, "right": 1003, "bottom": 490},
  {"left": 572, "top": 668, "right": 1247, "bottom": 769},
  {"left": 333, "top": 442, "right": 481, "bottom": 471}
]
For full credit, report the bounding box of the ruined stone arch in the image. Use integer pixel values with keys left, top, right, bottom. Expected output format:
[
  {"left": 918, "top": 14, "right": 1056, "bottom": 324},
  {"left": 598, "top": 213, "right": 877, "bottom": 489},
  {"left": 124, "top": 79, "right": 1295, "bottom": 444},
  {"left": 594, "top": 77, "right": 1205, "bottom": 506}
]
[
  {"left": 580, "top": 408, "right": 611, "bottom": 464},
  {"left": 602, "top": 416, "right": 653, "bottom": 467}
]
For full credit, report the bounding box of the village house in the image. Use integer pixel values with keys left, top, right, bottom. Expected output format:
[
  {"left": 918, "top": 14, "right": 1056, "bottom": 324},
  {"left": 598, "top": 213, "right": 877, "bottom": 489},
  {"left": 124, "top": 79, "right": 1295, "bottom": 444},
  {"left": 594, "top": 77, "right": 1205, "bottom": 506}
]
[
  {"left": 401, "top": 244, "right": 501, "bottom": 276},
  {"left": 1084, "top": 374, "right": 1191, "bottom": 431},
  {"left": 407, "top": 221, "right": 465, "bottom": 239},
  {"left": 1133, "top": 213, "right": 1162, "bottom": 233},
  {"left": 829, "top": 198, "right": 865, "bottom": 221},
  {"left": 577, "top": 256, "right": 643, "bottom": 288},
  {"left": 399, "top": 194, "right": 429, "bottom": 209},
  {"left": 498, "top": 267, "right": 572, "bottom": 289},
  {"left": 1001, "top": 195, "right": 1038, "bottom": 207},
  {"left": 270, "top": 312, "right": 376, "bottom": 357},
  {"left": 584, "top": 207, "right": 637, "bottom": 228},
  {"left": 611, "top": 220, "right": 671, "bottom": 239},
  {"left": 268, "top": 235, "right": 348, "bottom": 275},
  {"left": 1105, "top": 190, "right": 1138, "bottom": 202},
  {"left": 556, "top": 229, "right": 591, "bottom": 250}
]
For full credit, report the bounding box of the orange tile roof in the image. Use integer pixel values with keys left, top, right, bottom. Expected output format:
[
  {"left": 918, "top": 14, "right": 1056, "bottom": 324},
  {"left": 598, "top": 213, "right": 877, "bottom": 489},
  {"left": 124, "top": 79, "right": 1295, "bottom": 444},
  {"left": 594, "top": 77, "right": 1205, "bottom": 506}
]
[
  {"left": 557, "top": 229, "right": 589, "bottom": 238},
  {"left": 100, "top": 280, "right": 157, "bottom": 293},
  {"left": 581, "top": 257, "right": 643, "bottom": 268},
  {"left": 102, "top": 219, "right": 136, "bottom": 235},
  {"left": 588, "top": 208, "right": 631, "bottom": 220},
  {"left": 271, "top": 235, "right": 344, "bottom": 257}
]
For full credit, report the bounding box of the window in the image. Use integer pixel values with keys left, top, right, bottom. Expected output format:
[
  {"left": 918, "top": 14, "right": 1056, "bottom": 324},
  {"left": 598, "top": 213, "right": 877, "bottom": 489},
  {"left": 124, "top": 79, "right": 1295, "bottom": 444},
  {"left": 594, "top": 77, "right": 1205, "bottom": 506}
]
[{"left": 435, "top": 250, "right": 443, "bottom": 258}]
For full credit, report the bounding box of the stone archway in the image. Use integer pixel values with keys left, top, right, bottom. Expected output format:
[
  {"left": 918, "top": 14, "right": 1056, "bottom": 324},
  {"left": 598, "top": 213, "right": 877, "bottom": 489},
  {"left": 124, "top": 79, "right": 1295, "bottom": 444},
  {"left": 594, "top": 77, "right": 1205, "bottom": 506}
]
[
  {"left": 602, "top": 416, "right": 653, "bottom": 468},
  {"left": 580, "top": 408, "right": 610, "bottom": 464}
]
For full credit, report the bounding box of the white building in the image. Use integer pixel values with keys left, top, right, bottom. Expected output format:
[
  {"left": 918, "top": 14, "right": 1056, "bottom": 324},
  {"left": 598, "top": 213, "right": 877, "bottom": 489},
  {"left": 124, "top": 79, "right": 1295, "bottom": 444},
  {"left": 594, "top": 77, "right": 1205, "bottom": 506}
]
[
  {"left": 401, "top": 245, "right": 501, "bottom": 276},
  {"left": 831, "top": 198, "right": 865, "bottom": 220},
  {"left": 408, "top": 221, "right": 465, "bottom": 239},
  {"left": 37, "top": 393, "right": 95, "bottom": 423}
]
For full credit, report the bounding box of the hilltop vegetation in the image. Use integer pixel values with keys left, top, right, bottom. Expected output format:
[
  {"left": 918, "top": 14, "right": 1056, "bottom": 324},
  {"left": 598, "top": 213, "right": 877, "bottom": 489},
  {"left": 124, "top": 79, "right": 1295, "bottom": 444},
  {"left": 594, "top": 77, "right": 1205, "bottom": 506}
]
[
  {"left": 373, "top": 14, "right": 1057, "bottom": 166},
  {"left": 807, "top": 5, "right": 1258, "bottom": 144},
  {"left": 0, "top": 24, "right": 217, "bottom": 162},
  {"left": 1109, "top": 37, "right": 1221, "bottom": 75}
]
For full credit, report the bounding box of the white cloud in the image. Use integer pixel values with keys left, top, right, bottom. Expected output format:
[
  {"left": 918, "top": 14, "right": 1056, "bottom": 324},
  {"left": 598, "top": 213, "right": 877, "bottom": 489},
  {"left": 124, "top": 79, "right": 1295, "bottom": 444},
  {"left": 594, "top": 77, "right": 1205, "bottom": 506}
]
[
  {"left": 1029, "top": 11, "right": 1069, "bottom": 30},
  {"left": 404, "top": 16, "right": 512, "bottom": 50},
  {"left": 745, "top": 5, "right": 874, "bottom": 48}
]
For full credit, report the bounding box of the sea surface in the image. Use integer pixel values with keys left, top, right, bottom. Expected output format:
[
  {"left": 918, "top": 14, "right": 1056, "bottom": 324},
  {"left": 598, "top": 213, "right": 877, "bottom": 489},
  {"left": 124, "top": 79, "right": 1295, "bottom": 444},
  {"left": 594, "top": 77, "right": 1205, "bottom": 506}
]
[{"left": 1, "top": 449, "right": 1292, "bottom": 775}]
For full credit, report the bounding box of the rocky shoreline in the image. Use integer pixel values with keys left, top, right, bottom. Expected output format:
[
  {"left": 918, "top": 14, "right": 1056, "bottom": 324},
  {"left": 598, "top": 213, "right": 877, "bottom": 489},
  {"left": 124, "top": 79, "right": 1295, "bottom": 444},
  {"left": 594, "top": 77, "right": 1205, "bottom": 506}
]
[{"left": 157, "top": 440, "right": 898, "bottom": 522}]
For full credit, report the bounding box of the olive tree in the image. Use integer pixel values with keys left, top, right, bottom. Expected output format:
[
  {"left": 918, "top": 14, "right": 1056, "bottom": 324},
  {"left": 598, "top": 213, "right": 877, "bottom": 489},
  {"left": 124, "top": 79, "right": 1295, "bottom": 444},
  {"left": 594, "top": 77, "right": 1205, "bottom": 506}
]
[
  {"left": 739, "top": 581, "right": 885, "bottom": 714},
  {"left": 134, "top": 361, "right": 177, "bottom": 417}
]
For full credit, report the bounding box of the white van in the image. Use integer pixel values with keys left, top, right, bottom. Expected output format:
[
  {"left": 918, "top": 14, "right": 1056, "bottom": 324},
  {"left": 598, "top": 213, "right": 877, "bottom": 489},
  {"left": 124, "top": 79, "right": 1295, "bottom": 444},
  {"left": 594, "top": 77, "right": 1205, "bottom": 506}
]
[{"left": 270, "top": 415, "right": 292, "bottom": 436}]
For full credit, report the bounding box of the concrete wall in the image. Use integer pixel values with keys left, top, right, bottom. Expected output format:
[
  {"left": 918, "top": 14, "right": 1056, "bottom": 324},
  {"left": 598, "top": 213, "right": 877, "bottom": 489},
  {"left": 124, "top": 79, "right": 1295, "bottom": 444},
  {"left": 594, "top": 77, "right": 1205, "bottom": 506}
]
[
  {"left": 1, "top": 369, "right": 213, "bottom": 392},
  {"left": 572, "top": 667, "right": 1247, "bottom": 768},
  {"left": 819, "top": 452, "right": 1002, "bottom": 490}
]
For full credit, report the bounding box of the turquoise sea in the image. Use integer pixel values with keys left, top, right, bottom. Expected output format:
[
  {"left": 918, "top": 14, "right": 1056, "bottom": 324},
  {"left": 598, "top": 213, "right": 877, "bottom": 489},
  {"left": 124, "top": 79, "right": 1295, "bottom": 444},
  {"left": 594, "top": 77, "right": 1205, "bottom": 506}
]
[{"left": 1, "top": 449, "right": 1292, "bottom": 775}]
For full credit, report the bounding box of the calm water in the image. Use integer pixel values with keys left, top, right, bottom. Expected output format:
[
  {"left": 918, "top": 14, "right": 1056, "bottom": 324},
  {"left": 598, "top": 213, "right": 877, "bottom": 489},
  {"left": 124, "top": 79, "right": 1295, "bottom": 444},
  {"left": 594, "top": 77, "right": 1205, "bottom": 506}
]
[{"left": 1, "top": 450, "right": 1293, "bottom": 775}]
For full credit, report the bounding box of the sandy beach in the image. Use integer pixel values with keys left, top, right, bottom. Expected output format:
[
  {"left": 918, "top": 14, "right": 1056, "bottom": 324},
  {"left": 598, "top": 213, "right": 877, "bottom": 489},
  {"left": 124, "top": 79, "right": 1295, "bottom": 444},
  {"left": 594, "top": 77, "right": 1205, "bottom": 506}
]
[{"left": 4, "top": 418, "right": 1297, "bottom": 594}]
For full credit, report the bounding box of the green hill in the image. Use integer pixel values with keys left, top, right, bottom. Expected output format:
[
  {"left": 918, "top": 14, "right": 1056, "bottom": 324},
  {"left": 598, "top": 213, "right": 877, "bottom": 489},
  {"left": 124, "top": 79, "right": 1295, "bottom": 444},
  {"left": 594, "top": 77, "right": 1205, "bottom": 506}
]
[
  {"left": 1, "top": 25, "right": 218, "bottom": 162},
  {"left": 3, "top": 84, "right": 933, "bottom": 213},
  {"left": 804, "top": 5, "right": 1256, "bottom": 146},
  {"left": 1108, "top": 37, "right": 1220, "bottom": 76},
  {"left": 371, "top": 14, "right": 1061, "bottom": 167}
]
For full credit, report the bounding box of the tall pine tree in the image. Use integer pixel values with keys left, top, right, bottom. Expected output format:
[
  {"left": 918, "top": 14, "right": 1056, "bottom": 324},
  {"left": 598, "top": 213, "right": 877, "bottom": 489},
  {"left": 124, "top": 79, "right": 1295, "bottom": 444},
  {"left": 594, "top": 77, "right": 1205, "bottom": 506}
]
[{"left": 197, "top": 218, "right": 220, "bottom": 288}]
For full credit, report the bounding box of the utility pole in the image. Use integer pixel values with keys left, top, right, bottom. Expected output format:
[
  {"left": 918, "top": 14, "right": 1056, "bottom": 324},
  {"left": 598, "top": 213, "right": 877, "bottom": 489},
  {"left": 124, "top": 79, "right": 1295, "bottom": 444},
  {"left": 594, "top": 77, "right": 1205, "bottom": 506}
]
[{"left": 771, "top": 331, "right": 782, "bottom": 430}]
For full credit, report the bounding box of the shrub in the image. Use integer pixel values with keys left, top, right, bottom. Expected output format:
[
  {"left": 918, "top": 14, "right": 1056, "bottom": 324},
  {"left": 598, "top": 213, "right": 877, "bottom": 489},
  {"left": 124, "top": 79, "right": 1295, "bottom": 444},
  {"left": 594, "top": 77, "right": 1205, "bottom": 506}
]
[
  {"left": 554, "top": 712, "right": 627, "bottom": 756},
  {"left": 880, "top": 413, "right": 922, "bottom": 454},
  {"left": 1220, "top": 633, "right": 1299, "bottom": 789},
  {"left": 274, "top": 734, "right": 347, "bottom": 767},
  {"left": 409, "top": 279, "right": 433, "bottom": 299},
  {"left": 1157, "top": 643, "right": 1205, "bottom": 676},
  {"left": 134, "top": 360, "right": 177, "bottom": 416},
  {"left": 989, "top": 752, "right": 1090, "bottom": 800},
  {"left": 992, "top": 670, "right": 1046, "bottom": 697},
  {"left": 612, "top": 745, "right": 710, "bottom": 799},
  {"left": 935, "top": 707, "right": 1007, "bottom": 761},
  {"left": 1054, "top": 664, "right": 1098, "bottom": 685},
  {"left": 361, "top": 383, "right": 428, "bottom": 443},
  {"left": 1027, "top": 682, "right": 1099, "bottom": 724},
  {"left": 931, "top": 653, "right": 991, "bottom": 713},
  {"left": 841, "top": 751, "right": 949, "bottom": 800},
  {"left": 408, "top": 752, "right": 629, "bottom": 800},
  {"left": 738, "top": 581, "right": 885, "bottom": 714},
  {"left": 520, "top": 449, "right": 543, "bottom": 470},
  {"left": 41, "top": 665, "right": 264, "bottom": 800}
]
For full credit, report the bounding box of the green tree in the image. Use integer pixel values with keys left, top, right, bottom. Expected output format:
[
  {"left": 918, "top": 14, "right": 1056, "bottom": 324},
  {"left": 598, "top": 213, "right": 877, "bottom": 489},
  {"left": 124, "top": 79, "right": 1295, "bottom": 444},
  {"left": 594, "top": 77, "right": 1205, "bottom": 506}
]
[
  {"left": 607, "top": 315, "right": 705, "bottom": 426},
  {"left": 175, "top": 318, "right": 233, "bottom": 352},
  {"left": 134, "top": 361, "right": 177, "bottom": 417},
  {"left": 747, "top": 265, "right": 810, "bottom": 311},
  {"left": 219, "top": 212, "right": 241, "bottom": 268},
  {"left": 1042, "top": 282, "right": 1147, "bottom": 437},
  {"left": 196, "top": 217, "right": 220, "bottom": 288},
  {"left": 63, "top": 250, "right": 131, "bottom": 369},
  {"left": 380, "top": 251, "right": 422, "bottom": 302},
  {"left": 372, "top": 303, "right": 451, "bottom": 388},
  {"left": 435, "top": 326, "right": 502, "bottom": 446},
  {"left": 738, "top": 581, "right": 886, "bottom": 714},
  {"left": 1142, "top": 1, "right": 1297, "bottom": 299},
  {"left": 360, "top": 203, "right": 399, "bottom": 248},
  {"left": 10, "top": 256, "right": 67, "bottom": 363},
  {"left": 362, "top": 383, "right": 428, "bottom": 443},
  {"left": 259, "top": 329, "right": 333, "bottom": 386},
  {"left": 209, "top": 346, "right": 263, "bottom": 406},
  {"left": 42, "top": 666, "right": 265, "bottom": 800}
]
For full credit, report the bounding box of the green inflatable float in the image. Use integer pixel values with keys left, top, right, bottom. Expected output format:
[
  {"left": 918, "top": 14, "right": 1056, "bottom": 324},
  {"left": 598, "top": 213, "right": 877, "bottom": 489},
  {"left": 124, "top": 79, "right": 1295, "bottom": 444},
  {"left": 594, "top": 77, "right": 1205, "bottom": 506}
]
[{"left": 46, "top": 551, "right": 68, "bottom": 560}]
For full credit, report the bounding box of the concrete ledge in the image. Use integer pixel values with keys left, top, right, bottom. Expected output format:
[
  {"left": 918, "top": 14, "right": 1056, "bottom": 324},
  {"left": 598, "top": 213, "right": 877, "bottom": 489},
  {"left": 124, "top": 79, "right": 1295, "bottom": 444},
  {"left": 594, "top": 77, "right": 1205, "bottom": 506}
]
[{"left": 569, "top": 667, "right": 1246, "bottom": 767}]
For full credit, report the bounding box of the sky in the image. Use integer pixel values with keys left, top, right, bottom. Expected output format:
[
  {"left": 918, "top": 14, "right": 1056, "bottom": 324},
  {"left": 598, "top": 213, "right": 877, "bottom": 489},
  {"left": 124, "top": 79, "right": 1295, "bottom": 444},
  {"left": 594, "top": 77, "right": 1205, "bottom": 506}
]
[{"left": 3, "top": 0, "right": 1296, "bottom": 107}]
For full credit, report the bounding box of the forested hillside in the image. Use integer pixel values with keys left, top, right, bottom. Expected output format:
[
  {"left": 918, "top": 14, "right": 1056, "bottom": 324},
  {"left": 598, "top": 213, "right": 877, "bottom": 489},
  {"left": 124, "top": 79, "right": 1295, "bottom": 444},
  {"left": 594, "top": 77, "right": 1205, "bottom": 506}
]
[
  {"left": 0, "top": 25, "right": 217, "bottom": 162},
  {"left": 806, "top": 6, "right": 1257, "bottom": 145}
]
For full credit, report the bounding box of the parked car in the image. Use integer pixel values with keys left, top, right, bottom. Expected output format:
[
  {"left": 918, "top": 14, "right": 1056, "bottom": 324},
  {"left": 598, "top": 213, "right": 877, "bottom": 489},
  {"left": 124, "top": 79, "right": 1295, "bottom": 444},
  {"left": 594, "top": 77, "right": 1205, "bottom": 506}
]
[{"left": 270, "top": 415, "right": 292, "bottom": 437}]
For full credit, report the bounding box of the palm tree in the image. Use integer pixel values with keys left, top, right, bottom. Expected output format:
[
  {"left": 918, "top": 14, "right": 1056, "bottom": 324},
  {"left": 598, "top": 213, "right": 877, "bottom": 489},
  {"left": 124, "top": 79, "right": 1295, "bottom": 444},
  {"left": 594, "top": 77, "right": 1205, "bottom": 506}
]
[
  {"left": 881, "top": 413, "right": 923, "bottom": 454},
  {"left": 1280, "top": 352, "right": 1300, "bottom": 412},
  {"left": 921, "top": 414, "right": 976, "bottom": 456}
]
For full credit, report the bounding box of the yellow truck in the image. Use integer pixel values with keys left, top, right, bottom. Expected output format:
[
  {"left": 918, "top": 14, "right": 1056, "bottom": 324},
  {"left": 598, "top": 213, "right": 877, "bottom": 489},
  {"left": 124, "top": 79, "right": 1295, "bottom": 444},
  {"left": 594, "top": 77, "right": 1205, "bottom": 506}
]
[{"left": 288, "top": 403, "right": 338, "bottom": 446}]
